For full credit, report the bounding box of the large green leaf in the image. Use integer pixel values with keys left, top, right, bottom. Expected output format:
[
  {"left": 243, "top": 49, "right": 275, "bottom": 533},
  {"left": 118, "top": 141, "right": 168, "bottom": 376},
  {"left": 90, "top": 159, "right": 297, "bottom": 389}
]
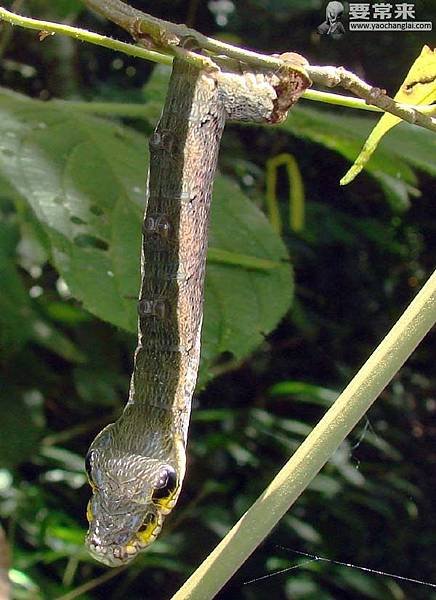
[
  {"left": 378, "top": 121, "right": 436, "bottom": 177},
  {"left": 0, "top": 206, "right": 86, "bottom": 363},
  {"left": 0, "top": 219, "right": 33, "bottom": 354},
  {"left": 282, "top": 105, "right": 418, "bottom": 184},
  {"left": 282, "top": 103, "right": 436, "bottom": 181},
  {"left": 0, "top": 384, "right": 43, "bottom": 468},
  {"left": 0, "top": 88, "right": 146, "bottom": 332},
  {"left": 202, "top": 176, "right": 292, "bottom": 381},
  {"left": 0, "top": 89, "right": 293, "bottom": 379}
]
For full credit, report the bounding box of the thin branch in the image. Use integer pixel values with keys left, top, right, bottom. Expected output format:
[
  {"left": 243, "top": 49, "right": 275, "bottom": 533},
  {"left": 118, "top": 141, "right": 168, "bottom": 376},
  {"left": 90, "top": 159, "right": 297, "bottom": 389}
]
[
  {"left": 1, "top": 4, "right": 435, "bottom": 131},
  {"left": 59, "top": 96, "right": 379, "bottom": 118},
  {"left": 0, "top": 6, "right": 171, "bottom": 65},
  {"left": 171, "top": 269, "right": 436, "bottom": 599},
  {"left": 54, "top": 566, "right": 127, "bottom": 600},
  {"left": 82, "top": 0, "right": 297, "bottom": 72},
  {"left": 55, "top": 94, "right": 433, "bottom": 120},
  {"left": 304, "top": 89, "right": 435, "bottom": 115},
  {"left": 307, "top": 65, "right": 436, "bottom": 132},
  {"left": 81, "top": 0, "right": 436, "bottom": 132}
]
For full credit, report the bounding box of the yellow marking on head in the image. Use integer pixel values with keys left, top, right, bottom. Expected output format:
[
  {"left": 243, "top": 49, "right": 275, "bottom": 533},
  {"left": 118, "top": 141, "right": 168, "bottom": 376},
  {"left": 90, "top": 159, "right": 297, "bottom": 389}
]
[
  {"left": 86, "top": 476, "right": 97, "bottom": 493},
  {"left": 86, "top": 500, "right": 93, "bottom": 523},
  {"left": 154, "top": 488, "right": 178, "bottom": 514},
  {"left": 125, "top": 544, "right": 137, "bottom": 556},
  {"left": 137, "top": 528, "right": 154, "bottom": 545},
  {"left": 136, "top": 513, "right": 161, "bottom": 546}
]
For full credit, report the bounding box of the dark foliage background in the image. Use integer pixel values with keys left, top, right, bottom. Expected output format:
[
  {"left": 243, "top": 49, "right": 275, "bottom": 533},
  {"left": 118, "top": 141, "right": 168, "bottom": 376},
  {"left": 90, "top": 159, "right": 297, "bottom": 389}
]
[{"left": 0, "top": 1, "right": 435, "bottom": 599}]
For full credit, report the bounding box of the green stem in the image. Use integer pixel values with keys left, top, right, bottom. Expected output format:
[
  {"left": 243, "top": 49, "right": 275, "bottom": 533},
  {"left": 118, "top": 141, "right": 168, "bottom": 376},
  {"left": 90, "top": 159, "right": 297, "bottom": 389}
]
[
  {"left": 0, "top": 6, "right": 172, "bottom": 65},
  {"left": 54, "top": 567, "right": 126, "bottom": 600},
  {"left": 171, "top": 270, "right": 436, "bottom": 600},
  {"left": 207, "top": 248, "right": 279, "bottom": 271},
  {"left": 303, "top": 88, "right": 382, "bottom": 112},
  {"left": 304, "top": 89, "right": 436, "bottom": 115},
  {"left": 83, "top": 0, "right": 301, "bottom": 73},
  {"left": 56, "top": 95, "right": 434, "bottom": 119},
  {"left": 2, "top": 7, "right": 433, "bottom": 117}
]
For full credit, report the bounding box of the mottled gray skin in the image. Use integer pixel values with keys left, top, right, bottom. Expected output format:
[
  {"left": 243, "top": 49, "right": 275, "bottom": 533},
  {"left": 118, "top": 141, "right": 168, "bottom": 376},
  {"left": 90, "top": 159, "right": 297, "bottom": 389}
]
[{"left": 85, "top": 57, "right": 310, "bottom": 566}]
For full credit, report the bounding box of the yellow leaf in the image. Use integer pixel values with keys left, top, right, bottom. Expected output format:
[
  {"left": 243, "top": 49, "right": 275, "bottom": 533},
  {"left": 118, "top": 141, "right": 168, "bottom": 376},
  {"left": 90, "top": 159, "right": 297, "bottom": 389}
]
[{"left": 341, "top": 45, "right": 436, "bottom": 185}]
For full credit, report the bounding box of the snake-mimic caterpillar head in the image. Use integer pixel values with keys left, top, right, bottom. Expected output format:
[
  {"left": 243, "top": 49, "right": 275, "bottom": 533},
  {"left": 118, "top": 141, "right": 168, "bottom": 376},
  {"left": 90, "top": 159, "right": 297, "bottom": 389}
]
[{"left": 85, "top": 422, "right": 183, "bottom": 566}]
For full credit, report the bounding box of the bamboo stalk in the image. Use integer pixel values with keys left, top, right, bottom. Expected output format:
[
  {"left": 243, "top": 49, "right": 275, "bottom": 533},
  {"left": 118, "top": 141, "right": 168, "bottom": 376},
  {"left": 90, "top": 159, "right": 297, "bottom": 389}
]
[{"left": 172, "top": 270, "right": 436, "bottom": 600}]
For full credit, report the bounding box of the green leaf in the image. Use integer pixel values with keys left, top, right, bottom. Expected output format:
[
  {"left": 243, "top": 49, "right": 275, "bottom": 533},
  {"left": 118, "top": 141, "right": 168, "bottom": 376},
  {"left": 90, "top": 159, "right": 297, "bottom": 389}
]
[
  {"left": 341, "top": 46, "right": 436, "bottom": 185},
  {"left": 375, "top": 172, "right": 412, "bottom": 212},
  {"left": 284, "top": 515, "right": 322, "bottom": 543},
  {"left": 0, "top": 386, "right": 42, "bottom": 467},
  {"left": 270, "top": 380, "right": 339, "bottom": 406},
  {"left": 282, "top": 105, "right": 417, "bottom": 185},
  {"left": 286, "top": 577, "right": 335, "bottom": 600},
  {"left": 73, "top": 365, "right": 124, "bottom": 407},
  {"left": 202, "top": 176, "right": 292, "bottom": 378},
  {"left": 39, "top": 446, "right": 86, "bottom": 472},
  {"left": 379, "top": 122, "right": 436, "bottom": 177},
  {"left": 0, "top": 90, "right": 293, "bottom": 382},
  {"left": 31, "top": 0, "right": 84, "bottom": 18},
  {"left": 9, "top": 569, "right": 43, "bottom": 600},
  {"left": 0, "top": 220, "right": 33, "bottom": 354},
  {"left": 279, "top": 104, "right": 436, "bottom": 210},
  {"left": 141, "top": 64, "right": 172, "bottom": 125},
  {"left": 0, "top": 200, "right": 85, "bottom": 363},
  {"left": 0, "top": 88, "right": 145, "bottom": 332},
  {"left": 336, "top": 568, "right": 395, "bottom": 600},
  {"left": 30, "top": 318, "right": 86, "bottom": 364}
]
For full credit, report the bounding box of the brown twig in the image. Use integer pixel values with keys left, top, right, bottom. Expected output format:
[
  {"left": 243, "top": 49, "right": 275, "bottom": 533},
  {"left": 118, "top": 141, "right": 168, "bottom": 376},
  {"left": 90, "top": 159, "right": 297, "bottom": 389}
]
[
  {"left": 307, "top": 65, "right": 436, "bottom": 132},
  {"left": 82, "top": 0, "right": 436, "bottom": 133},
  {"left": 82, "top": 0, "right": 307, "bottom": 72}
]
